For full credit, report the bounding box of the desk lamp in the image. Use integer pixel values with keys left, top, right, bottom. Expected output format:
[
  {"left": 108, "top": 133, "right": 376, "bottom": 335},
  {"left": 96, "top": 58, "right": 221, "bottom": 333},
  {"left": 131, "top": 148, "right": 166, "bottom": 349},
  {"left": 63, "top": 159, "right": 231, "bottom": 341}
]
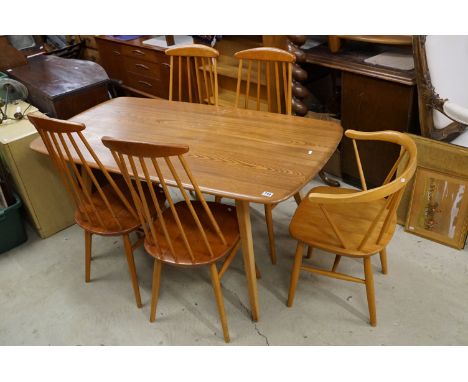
[{"left": 0, "top": 78, "right": 29, "bottom": 124}]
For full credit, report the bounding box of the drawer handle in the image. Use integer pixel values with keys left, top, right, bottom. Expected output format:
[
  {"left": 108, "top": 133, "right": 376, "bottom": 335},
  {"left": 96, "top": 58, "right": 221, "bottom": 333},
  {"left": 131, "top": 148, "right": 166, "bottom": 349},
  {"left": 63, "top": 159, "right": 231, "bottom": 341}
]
[
  {"left": 112, "top": 50, "right": 121, "bottom": 55},
  {"left": 132, "top": 49, "right": 145, "bottom": 56},
  {"left": 135, "top": 63, "right": 150, "bottom": 70},
  {"left": 138, "top": 80, "right": 152, "bottom": 87}
]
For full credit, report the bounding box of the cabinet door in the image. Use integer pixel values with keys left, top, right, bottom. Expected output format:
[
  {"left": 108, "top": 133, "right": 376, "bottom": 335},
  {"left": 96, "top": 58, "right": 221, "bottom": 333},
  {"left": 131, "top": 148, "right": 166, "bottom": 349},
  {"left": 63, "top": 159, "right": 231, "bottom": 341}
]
[
  {"left": 341, "top": 72, "right": 418, "bottom": 188},
  {"left": 96, "top": 39, "right": 126, "bottom": 81}
]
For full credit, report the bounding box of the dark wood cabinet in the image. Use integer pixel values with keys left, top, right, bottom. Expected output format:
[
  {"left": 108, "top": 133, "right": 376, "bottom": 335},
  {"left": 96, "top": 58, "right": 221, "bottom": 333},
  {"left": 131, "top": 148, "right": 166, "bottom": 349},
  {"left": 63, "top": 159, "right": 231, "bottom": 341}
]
[
  {"left": 95, "top": 36, "right": 170, "bottom": 99},
  {"left": 341, "top": 72, "right": 418, "bottom": 187},
  {"left": 304, "top": 42, "right": 419, "bottom": 188},
  {"left": 7, "top": 55, "right": 110, "bottom": 119}
]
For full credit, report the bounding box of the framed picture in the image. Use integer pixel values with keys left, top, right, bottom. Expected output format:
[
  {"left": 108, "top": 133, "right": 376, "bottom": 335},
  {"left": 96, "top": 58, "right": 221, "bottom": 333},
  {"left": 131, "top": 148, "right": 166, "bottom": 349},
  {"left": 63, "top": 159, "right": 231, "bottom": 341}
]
[{"left": 406, "top": 167, "right": 468, "bottom": 249}]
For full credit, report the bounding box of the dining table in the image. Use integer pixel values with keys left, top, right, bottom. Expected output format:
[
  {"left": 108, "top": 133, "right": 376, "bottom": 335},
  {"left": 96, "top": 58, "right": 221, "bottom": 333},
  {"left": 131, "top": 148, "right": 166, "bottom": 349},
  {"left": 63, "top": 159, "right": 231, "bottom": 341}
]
[{"left": 30, "top": 96, "right": 343, "bottom": 322}]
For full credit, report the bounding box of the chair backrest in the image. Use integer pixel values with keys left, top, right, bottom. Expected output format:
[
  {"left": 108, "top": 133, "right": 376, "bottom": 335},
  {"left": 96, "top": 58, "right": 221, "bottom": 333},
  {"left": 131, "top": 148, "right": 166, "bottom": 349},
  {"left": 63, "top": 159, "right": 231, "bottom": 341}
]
[
  {"left": 28, "top": 113, "right": 137, "bottom": 231},
  {"left": 413, "top": 35, "right": 468, "bottom": 140},
  {"left": 165, "top": 44, "right": 219, "bottom": 106},
  {"left": 101, "top": 136, "right": 227, "bottom": 264},
  {"left": 234, "top": 47, "right": 295, "bottom": 115},
  {"left": 308, "top": 130, "right": 418, "bottom": 251}
]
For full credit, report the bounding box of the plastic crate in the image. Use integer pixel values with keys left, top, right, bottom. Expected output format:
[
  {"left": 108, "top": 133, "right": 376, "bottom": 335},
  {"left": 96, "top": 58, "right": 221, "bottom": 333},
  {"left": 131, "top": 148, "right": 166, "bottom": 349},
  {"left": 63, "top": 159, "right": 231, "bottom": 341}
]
[{"left": 0, "top": 193, "right": 27, "bottom": 253}]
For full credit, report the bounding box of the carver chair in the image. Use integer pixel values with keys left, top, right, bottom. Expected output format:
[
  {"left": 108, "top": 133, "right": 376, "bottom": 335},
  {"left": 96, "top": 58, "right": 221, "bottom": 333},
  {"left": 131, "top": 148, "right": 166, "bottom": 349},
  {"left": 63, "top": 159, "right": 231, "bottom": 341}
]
[
  {"left": 28, "top": 114, "right": 165, "bottom": 308},
  {"left": 287, "top": 130, "right": 417, "bottom": 326},
  {"left": 102, "top": 136, "right": 241, "bottom": 343},
  {"left": 165, "top": 44, "right": 219, "bottom": 105},
  {"left": 231, "top": 47, "right": 298, "bottom": 265},
  {"left": 413, "top": 35, "right": 468, "bottom": 147}
]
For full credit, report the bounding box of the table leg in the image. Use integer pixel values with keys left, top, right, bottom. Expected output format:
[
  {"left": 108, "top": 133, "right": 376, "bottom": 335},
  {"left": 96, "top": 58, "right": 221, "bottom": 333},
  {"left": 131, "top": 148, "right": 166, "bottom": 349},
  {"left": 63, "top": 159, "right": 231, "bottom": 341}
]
[{"left": 235, "top": 199, "right": 259, "bottom": 322}]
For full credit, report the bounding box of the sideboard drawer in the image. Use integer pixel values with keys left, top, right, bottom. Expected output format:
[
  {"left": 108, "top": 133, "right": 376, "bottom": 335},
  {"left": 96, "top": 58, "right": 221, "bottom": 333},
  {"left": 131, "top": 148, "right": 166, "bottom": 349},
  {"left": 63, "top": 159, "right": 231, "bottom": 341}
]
[
  {"left": 124, "top": 56, "right": 169, "bottom": 79},
  {"left": 126, "top": 73, "right": 168, "bottom": 98}
]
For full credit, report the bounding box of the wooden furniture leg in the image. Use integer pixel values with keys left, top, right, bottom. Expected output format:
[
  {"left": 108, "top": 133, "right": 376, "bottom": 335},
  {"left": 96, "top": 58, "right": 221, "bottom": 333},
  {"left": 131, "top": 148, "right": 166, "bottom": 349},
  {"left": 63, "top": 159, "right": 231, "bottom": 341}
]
[
  {"left": 363, "top": 257, "right": 377, "bottom": 327},
  {"left": 122, "top": 234, "right": 142, "bottom": 308},
  {"left": 380, "top": 248, "right": 388, "bottom": 275},
  {"left": 215, "top": 196, "right": 222, "bottom": 203},
  {"left": 264, "top": 204, "right": 277, "bottom": 265},
  {"left": 210, "top": 264, "right": 230, "bottom": 343},
  {"left": 305, "top": 245, "right": 313, "bottom": 259},
  {"left": 319, "top": 170, "right": 340, "bottom": 187},
  {"left": 85, "top": 230, "right": 92, "bottom": 283},
  {"left": 287, "top": 241, "right": 305, "bottom": 307},
  {"left": 331, "top": 255, "right": 342, "bottom": 272},
  {"left": 235, "top": 199, "right": 259, "bottom": 322},
  {"left": 293, "top": 191, "right": 302, "bottom": 205},
  {"left": 150, "top": 259, "right": 163, "bottom": 322}
]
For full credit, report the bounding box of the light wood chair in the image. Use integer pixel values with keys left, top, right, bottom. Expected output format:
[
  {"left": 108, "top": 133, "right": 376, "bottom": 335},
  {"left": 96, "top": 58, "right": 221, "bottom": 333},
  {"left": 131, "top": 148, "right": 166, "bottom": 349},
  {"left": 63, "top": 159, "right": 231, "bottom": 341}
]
[
  {"left": 165, "top": 44, "right": 219, "bottom": 105},
  {"left": 28, "top": 114, "right": 165, "bottom": 308},
  {"left": 101, "top": 136, "right": 241, "bottom": 343},
  {"left": 233, "top": 47, "right": 296, "bottom": 265},
  {"left": 287, "top": 130, "right": 417, "bottom": 326}
]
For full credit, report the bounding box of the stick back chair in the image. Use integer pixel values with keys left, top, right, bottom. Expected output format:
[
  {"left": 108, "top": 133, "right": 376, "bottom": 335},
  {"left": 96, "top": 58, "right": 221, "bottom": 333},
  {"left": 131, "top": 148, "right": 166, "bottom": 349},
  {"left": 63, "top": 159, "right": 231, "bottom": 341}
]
[
  {"left": 231, "top": 47, "right": 296, "bottom": 265},
  {"left": 165, "top": 44, "right": 219, "bottom": 106},
  {"left": 101, "top": 136, "right": 241, "bottom": 343},
  {"left": 234, "top": 47, "right": 294, "bottom": 114},
  {"left": 28, "top": 113, "right": 165, "bottom": 308},
  {"left": 287, "top": 130, "right": 417, "bottom": 326}
]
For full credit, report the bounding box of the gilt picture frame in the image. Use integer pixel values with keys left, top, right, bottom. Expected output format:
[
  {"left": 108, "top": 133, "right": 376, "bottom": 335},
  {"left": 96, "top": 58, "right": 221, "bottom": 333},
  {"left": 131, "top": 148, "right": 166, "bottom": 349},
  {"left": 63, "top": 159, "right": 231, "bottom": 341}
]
[{"left": 405, "top": 167, "right": 468, "bottom": 249}]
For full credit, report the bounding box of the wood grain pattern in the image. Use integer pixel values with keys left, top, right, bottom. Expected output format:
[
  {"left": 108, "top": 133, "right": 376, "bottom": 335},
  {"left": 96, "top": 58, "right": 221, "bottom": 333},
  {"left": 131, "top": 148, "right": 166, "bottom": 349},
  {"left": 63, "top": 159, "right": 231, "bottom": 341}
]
[{"left": 30, "top": 97, "right": 342, "bottom": 204}]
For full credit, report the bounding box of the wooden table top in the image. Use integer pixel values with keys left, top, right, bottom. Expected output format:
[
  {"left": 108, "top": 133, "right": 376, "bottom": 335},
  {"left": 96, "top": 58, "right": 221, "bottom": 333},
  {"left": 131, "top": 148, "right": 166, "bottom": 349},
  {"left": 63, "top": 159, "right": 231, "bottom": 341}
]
[{"left": 30, "top": 97, "right": 342, "bottom": 204}]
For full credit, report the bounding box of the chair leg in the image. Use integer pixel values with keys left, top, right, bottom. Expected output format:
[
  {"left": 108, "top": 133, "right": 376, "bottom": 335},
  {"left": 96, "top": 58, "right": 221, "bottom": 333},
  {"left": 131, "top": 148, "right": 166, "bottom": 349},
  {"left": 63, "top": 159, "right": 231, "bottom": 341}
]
[
  {"left": 305, "top": 245, "right": 313, "bottom": 259},
  {"left": 287, "top": 241, "right": 305, "bottom": 307},
  {"left": 215, "top": 196, "right": 222, "bottom": 203},
  {"left": 150, "top": 259, "right": 163, "bottom": 322},
  {"left": 293, "top": 191, "right": 302, "bottom": 206},
  {"left": 331, "top": 255, "right": 342, "bottom": 272},
  {"left": 264, "top": 204, "right": 277, "bottom": 265},
  {"left": 363, "top": 257, "right": 377, "bottom": 327},
  {"left": 122, "top": 234, "right": 142, "bottom": 308},
  {"left": 210, "top": 264, "right": 230, "bottom": 343},
  {"left": 255, "top": 263, "right": 261, "bottom": 279},
  {"left": 84, "top": 230, "right": 92, "bottom": 283},
  {"left": 379, "top": 248, "right": 388, "bottom": 275}
]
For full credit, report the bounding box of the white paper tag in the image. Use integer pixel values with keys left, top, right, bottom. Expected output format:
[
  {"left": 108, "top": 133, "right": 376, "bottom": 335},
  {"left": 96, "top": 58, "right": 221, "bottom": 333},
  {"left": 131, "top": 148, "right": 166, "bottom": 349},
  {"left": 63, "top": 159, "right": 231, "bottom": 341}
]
[{"left": 262, "top": 191, "right": 274, "bottom": 197}]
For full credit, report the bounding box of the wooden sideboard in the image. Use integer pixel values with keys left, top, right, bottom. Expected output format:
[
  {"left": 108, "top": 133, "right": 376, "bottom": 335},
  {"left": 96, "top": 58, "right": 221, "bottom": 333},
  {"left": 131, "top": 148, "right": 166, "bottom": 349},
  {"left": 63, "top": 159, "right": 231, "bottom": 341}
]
[
  {"left": 95, "top": 36, "right": 170, "bottom": 99},
  {"left": 303, "top": 42, "right": 419, "bottom": 188},
  {"left": 95, "top": 35, "right": 287, "bottom": 105}
]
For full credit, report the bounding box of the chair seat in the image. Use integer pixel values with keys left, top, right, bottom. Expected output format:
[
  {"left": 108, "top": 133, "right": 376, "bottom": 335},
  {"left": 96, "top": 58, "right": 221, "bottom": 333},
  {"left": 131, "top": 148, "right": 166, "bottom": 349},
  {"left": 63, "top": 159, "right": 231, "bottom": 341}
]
[
  {"left": 75, "top": 179, "right": 165, "bottom": 236},
  {"left": 145, "top": 201, "right": 240, "bottom": 266},
  {"left": 289, "top": 186, "right": 396, "bottom": 256}
]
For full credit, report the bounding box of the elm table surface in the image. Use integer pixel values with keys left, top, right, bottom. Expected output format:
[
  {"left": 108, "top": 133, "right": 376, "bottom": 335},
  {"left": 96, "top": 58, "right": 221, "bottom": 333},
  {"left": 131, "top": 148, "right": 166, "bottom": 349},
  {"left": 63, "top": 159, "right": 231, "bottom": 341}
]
[{"left": 30, "top": 96, "right": 342, "bottom": 321}]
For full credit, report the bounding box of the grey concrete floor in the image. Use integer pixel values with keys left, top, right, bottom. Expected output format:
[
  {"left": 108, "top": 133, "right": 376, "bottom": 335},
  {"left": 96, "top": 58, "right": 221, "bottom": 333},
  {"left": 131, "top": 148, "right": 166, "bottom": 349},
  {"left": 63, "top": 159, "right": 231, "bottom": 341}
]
[{"left": 1, "top": 179, "right": 467, "bottom": 345}]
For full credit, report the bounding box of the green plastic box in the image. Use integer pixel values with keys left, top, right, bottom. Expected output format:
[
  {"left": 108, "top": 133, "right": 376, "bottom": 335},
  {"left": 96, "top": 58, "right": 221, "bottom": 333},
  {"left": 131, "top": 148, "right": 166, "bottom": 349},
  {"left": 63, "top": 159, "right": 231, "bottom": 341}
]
[{"left": 0, "top": 193, "right": 27, "bottom": 253}]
